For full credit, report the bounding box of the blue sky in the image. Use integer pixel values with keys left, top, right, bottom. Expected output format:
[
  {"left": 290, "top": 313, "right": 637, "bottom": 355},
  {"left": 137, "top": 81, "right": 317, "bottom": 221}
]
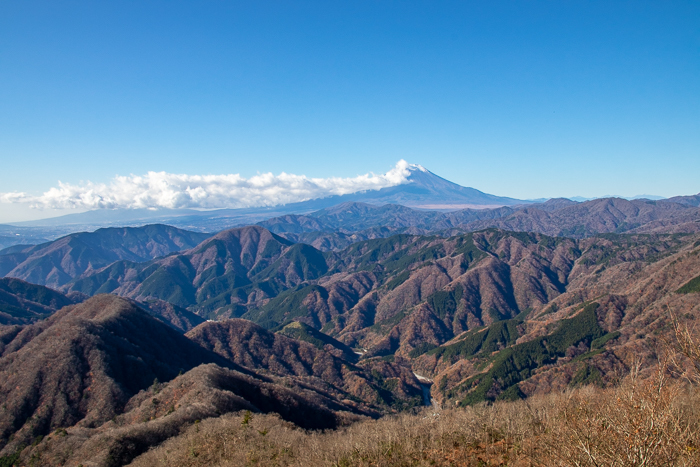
[{"left": 1, "top": 1, "right": 698, "bottom": 221}]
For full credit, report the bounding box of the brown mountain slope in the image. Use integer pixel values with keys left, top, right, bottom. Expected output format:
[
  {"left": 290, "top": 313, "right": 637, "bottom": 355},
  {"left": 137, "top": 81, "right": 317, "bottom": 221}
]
[
  {"left": 187, "top": 319, "right": 423, "bottom": 411},
  {"left": 187, "top": 319, "right": 348, "bottom": 378},
  {"left": 241, "top": 231, "right": 582, "bottom": 356},
  {"left": 0, "top": 295, "right": 240, "bottom": 454},
  {"left": 12, "top": 363, "right": 369, "bottom": 467},
  {"left": 344, "top": 234, "right": 578, "bottom": 356},
  {"left": 0, "top": 277, "right": 200, "bottom": 331},
  {"left": 63, "top": 226, "right": 326, "bottom": 317},
  {"left": 0, "top": 294, "right": 427, "bottom": 465},
  {"left": 411, "top": 233, "right": 700, "bottom": 405},
  {"left": 138, "top": 299, "right": 206, "bottom": 332}
]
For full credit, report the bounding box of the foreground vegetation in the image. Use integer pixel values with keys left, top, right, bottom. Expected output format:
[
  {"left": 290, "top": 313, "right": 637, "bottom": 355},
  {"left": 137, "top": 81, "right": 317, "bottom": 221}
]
[
  {"left": 128, "top": 320, "right": 700, "bottom": 467},
  {"left": 130, "top": 370, "right": 700, "bottom": 467}
]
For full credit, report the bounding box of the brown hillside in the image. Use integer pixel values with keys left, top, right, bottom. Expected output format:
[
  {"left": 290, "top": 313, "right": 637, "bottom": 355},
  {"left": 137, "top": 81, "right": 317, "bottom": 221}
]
[
  {"left": 187, "top": 319, "right": 424, "bottom": 413},
  {"left": 0, "top": 295, "right": 426, "bottom": 465},
  {"left": 138, "top": 298, "right": 205, "bottom": 332},
  {"left": 418, "top": 233, "right": 700, "bottom": 405},
  {"left": 63, "top": 226, "right": 312, "bottom": 317},
  {"left": 15, "top": 363, "right": 368, "bottom": 467},
  {"left": 0, "top": 295, "right": 233, "bottom": 454}
]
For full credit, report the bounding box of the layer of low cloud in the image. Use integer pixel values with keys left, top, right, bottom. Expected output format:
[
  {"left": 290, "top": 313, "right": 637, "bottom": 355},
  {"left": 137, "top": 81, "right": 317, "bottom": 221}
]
[{"left": 1, "top": 160, "right": 420, "bottom": 211}]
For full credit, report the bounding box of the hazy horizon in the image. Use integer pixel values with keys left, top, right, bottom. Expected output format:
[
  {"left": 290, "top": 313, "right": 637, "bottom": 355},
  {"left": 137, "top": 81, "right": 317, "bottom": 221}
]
[{"left": 1, "top": 160, "right": 694, "bottom": 225}]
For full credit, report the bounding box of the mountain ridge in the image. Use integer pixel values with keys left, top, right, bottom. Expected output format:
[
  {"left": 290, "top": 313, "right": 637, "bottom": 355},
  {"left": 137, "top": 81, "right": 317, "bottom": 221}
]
[
  {"left": 0, "top": 224, "right": 211, "bottom": 288},
  {"left": 257, "top": 196, "right": 700, "bottom": 251}
]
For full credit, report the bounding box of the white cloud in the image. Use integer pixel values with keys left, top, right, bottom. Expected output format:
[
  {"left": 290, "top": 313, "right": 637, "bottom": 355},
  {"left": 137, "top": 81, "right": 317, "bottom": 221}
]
[{"left": 1, "top": 160, "right": 420, "bottom": 211}]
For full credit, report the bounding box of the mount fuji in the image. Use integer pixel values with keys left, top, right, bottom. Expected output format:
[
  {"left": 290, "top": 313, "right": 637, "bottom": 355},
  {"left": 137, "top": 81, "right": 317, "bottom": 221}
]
[{"left": 11, "top": 165, "right": 526, "bottom": 232}]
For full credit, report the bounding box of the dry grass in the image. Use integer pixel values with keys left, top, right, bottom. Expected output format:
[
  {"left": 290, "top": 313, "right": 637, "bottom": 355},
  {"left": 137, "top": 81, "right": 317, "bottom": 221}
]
[
  {"left": 534, "top": 371, "right": 700, "bottom": 466},
  {"left": 129, "top": 368, "right": 700, "bottom": 467},
  {"left": 129, "top": 405, "right": 531, "bottom": 466}
]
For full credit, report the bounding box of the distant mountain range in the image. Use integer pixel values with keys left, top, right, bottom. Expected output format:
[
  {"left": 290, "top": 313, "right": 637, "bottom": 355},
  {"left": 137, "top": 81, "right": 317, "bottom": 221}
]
[
  {"left": 7, "top": 165, "right": 524, "bottom": 232},
  {"left": 2, "top": 166, "right": 697, "bottom": 250},
  {"left": 569, "top": 194, "right": 667, "bottom": 202},
  {"left": 0, "top": 224, "right": 211, "bottom": 288},
  {"left": 1, "top": 195, "right": 699, "bottom": 292},
  {"left": 255, "top": 195, "right": 700, "bottom": 251}
]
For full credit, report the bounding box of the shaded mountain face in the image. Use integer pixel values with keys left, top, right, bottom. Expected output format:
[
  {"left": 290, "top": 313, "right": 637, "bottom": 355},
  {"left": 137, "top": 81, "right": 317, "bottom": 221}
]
[
  {"left": 137, "top": 299, "right": 206, "bottom": 333},
  {"left": 0, "top": 236, "right": 34, "bottom": 251},
  {"left": 0, "top": 277, "right": 84, "bottom": 325},
  {"left": 17, "top": 364, "right": 349, "bottom": 467},
  {"left": 0, "top": 277, "right": 201, "bottom": 331},
  {"left": 0, "top": 224, "right": 211, "bottom": 288},
  {"left": 0, "top": 295, "right": 231, "bottom": 453}
]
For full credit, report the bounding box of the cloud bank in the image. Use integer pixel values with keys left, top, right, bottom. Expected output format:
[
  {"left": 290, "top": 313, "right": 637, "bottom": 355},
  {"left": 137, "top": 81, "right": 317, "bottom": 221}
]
[{"left": 1, "top": 160, "right": 419, "bottom": 211}]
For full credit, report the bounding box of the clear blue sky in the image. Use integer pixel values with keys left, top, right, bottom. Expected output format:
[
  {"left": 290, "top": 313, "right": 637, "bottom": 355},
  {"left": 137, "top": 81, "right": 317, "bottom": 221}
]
[{"left": 1, "top": 1, "right": 698, "bottom": 221}]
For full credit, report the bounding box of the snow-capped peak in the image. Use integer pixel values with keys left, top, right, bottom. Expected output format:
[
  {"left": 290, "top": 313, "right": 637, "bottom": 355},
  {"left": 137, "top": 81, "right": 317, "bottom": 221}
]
[{"left": 407, "top": 163, "right": 427, "bottom": 172}]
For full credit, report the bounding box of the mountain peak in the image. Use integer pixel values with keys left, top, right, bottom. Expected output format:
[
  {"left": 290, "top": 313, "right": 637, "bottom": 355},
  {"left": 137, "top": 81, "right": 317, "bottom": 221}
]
[
  {"left": 358, "top": 164, "right": 523, "bottom": 210},
  {"left": 405, "top": 163, "right": 428, "bottom": 173}
]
